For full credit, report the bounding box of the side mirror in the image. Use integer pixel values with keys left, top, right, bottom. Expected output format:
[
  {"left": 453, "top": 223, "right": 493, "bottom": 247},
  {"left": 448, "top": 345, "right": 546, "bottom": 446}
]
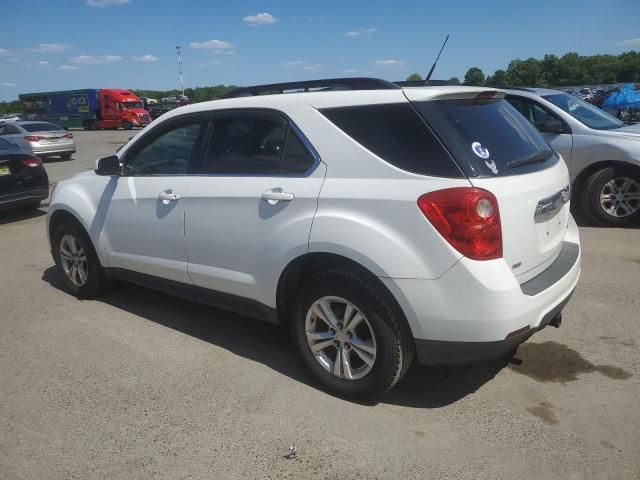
[
  {"left": 538, "top": 119, "right": 567, "bottom": 134},
  {"left": 95, "top": 155, "right": 121, "bottom": 175}
]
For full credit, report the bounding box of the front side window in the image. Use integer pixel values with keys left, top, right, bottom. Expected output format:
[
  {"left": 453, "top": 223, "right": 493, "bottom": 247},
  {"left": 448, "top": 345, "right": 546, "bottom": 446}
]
[
  {"left": 205, "top": 113, "right": 316, "bottom": 175},
  {"left": 507, "top": 97, "right": 566, "bottom": 132},
  {"left": 123, "top": 122, "right": 204, "bottom": 176}
]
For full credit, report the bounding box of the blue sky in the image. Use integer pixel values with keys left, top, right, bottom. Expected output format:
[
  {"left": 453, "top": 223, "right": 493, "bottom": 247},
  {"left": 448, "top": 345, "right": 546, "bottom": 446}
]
[{"left": 1, "top": 0, "right": 639, "bottom": 101}]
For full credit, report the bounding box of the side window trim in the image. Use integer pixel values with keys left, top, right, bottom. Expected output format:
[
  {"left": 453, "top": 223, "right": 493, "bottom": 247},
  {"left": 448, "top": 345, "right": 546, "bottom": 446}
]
[
  {"left": 121, "top": 113, "right": 209, "bottom": 177},
  {"left": 197, "top": 107, "right": 321, "bottom": 177}
]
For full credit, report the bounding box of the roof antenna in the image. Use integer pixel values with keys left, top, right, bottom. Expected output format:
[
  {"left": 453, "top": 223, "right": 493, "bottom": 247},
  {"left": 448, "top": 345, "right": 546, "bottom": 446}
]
[{"left": 424, "top": 34, "right": 449, "bottom": 86}]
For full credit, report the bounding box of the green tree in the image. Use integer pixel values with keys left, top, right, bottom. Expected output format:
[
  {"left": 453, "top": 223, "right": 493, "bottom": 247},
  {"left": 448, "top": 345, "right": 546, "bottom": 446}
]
[
  {"left": 463, "top": 67, "right": 485, "bottom": 86},
  {"left": 406, "top": 73, "right": 423, "bottom": 81},
  {"left": 486, "top": 69, "right": 507, "bottom": 87},
  {"left": 449, "top": 76, "right": 461, "bottom": 85},
  {"left": 505, "top": 58, "right": 542, "bottom": 86}
]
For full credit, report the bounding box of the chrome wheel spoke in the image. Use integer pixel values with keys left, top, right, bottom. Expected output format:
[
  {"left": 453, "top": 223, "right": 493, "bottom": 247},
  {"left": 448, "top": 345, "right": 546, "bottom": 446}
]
[
  {"left": 341, "top": 347, "right": 354, "bottom": 380},
  {"left": 305, "top": 296, "right": 377, "bottom": 381}
]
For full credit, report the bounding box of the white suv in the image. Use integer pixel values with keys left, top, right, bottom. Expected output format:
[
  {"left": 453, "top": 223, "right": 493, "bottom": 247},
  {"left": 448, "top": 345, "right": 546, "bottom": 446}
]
[{"left": 47, "top": 78, "right": 581, "bottom": 398}]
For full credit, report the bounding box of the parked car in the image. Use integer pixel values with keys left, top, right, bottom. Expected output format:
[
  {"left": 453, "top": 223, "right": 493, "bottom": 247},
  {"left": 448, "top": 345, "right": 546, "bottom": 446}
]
[
  {"left": 0, "top": 121, "right": 76, "bottom": 160},
  {"left": 504, "top": 88, "right": 640, "bottom": 226},
  {"left": 0, "top": 113, "right": 22, "bottom": 123},
  {"left": 47, "top": 78, "right": 581, "bottom": 398},
  {"left": 0, "top": 137, "right": 49, "bottom": 211}
]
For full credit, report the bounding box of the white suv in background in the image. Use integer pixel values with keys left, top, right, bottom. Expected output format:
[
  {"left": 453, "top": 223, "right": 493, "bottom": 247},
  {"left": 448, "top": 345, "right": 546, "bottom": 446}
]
[{"left": 47, "top": 78, "right": 581, "bottom": 398}]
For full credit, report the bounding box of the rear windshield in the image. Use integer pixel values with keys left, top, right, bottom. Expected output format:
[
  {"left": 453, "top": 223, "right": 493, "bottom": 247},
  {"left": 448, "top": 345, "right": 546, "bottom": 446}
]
[
  {"left": 320, "top": 103, "right": 463, "bottom": 178},
  {"left": 414, "top": 98, "right": 559, "bottom": 177},
  {"left": 22, "top": 122, "right": 64, "bottom": 132}
]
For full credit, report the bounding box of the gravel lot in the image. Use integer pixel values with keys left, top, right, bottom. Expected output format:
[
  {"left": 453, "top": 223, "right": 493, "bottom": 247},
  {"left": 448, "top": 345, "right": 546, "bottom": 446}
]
[{"left": 1, "top": 130, "right": 639, "bottom": 479}]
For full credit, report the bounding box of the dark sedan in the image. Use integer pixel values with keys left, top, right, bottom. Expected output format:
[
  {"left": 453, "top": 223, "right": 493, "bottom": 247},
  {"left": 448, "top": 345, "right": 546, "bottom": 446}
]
[{"left": 0, "top": 137, "right": 49, "bottom": 212}]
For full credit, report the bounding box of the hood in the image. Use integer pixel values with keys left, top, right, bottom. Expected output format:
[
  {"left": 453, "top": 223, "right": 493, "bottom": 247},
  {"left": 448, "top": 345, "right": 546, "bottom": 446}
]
[{"left": 594, "top": 123, "right": 640, "bottom": 140}]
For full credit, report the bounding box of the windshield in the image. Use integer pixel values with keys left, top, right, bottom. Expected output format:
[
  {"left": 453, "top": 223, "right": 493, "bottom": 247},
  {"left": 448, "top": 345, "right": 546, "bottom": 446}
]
[
  {"left": 414, "top": 98, "right": 558, "bottom": 177},
  {"left": 22, "top": 122, "right": 64, "bottom": 132},
  {"left": 121, "top": 102, "right": 143, "bottom": 109},
  {"left": 543, "top": 93, "right": 624, "bottom": 130}
]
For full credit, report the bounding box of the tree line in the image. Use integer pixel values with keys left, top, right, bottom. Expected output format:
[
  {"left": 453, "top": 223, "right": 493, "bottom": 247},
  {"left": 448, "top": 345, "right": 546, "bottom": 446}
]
[{"left": 407, "top": 51, "right": 640, "bottom": 88}]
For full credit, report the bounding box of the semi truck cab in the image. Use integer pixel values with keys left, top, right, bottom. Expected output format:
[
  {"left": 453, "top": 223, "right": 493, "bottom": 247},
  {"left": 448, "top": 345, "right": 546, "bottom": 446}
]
[{"left": 97, "top": 89, "right": 151, "bottom": 130}]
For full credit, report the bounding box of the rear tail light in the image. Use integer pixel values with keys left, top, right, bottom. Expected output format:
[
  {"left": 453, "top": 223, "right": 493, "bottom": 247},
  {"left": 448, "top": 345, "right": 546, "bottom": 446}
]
[
  {"left": 417, "top": 187, "right": 502, "bottom": 261},
  {"left": 21, "top": 156, "right": 43, "bottom": 167},
  {"left": 24, "top": 135, "right": 43, "bottom": 142},
  {"left": 63, "top": 133, "right": 73, "bottom": 139}
]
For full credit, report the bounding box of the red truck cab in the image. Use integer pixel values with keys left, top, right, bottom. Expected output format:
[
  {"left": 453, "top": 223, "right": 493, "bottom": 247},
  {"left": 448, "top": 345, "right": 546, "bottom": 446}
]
[{"left": 97, "top": 89, "right": 151, "bottom": 130}]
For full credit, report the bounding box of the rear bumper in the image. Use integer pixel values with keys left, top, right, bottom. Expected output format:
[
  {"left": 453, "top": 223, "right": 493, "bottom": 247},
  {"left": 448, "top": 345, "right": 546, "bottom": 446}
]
[
  {"left": 28, "top": 143, "right": 76, "bottom": 156},
  {"left": 380, "top": 215, "right": 581, "bottom": 365},
  {"left": 414, "top": 288, "right": 573, "bottom": 364},
  {"left": 0, "top": 188, "right": 49, "bottom": 210}
]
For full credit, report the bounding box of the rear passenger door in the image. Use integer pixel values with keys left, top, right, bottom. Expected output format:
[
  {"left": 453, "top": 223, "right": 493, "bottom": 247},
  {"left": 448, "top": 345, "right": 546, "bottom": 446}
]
[{"left": 185, "top": 110, "right": 326, "bottom": 307}]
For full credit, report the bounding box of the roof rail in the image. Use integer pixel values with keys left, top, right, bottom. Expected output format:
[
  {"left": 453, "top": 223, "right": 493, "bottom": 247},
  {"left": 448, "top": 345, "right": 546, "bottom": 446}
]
[
  {"left": 221, "top": 77, "right": 399, "bottom": 98},
  {"left": 394, "top": 80, "right": 457, "bottom": 87}
]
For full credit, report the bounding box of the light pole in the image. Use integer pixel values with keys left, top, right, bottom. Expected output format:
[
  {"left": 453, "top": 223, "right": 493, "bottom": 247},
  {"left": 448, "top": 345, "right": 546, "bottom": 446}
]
[{"left": 176, "top": 45, "right": 184, "bottom": 96}]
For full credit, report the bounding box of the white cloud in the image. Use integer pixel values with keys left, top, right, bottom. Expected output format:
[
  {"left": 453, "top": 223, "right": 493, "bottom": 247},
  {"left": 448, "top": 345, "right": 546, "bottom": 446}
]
[
  {"left": 243, "top": 12, "right": 278, "bottom": 26},
  {"left": 30, "top": 43, "right": 70, "bottom": 53},
  {"left": 282, "top": 60, "right": 306, "bottom": 66},
  {"left": 345, "top": 28, "right": 377, "bottom": 37},
  {"left": 36, "top": 61, "right": 49, "bottom": 67},
  {"left": 342, "top": 68, "right": 370, "bottom": 74},
  {"left": 86, "top": 0, "right": 129, "bottom": 7},
  {"left": 199, "top": 60, "right": 221, "bottom": 67},
  {"left": 60, "top": 65, "right": 78, "bottom": 70},
  {"left": 0, "top": 48, "right": 14, "bottom": 56},
  {"left": 372, "top": 59, "right": 405, "bottom": 67},
  {"left": 70, "top": 54, "right": 122, "bottom": 64},
  {"left": 303, "top": 64, "right": 321, "bottom": 71},
  {"left": 133, "top": 54, "right": 157, "bottom": 62},
  {"left": 1, "top": 82, "right": 16, "bottom": 87},
  {"left": 616, "top": 38, "right": 640, "bottom": 47},
  {"left": 189, "top": 39, "right": 233, "bottom": 50}
]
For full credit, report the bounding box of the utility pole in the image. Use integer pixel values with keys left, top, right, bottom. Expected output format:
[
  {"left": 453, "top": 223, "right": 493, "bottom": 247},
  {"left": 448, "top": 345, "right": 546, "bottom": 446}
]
[{"left": 176, "top": 45, "right": 184, "bottom": 96}]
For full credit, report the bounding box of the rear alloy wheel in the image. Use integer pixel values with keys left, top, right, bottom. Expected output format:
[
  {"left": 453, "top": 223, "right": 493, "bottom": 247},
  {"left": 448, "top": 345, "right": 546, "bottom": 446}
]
[
  {"left": 291, "top": 269, "right": 413, "bottom": 399},
  {"left": 582, "top": 166, "right": 640, "bottom": 226},
  {"left": 52, "top": 221, "right": 110, "bottom": 298},
  {"left": 305, "top": 296, "right": 377, "bottom": 381}
]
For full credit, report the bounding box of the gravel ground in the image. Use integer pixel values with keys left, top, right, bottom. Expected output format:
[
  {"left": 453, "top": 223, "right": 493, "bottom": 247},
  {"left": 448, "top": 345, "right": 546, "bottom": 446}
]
[{"left": 0, "top": 130, "right": 638, "bottom": 479}]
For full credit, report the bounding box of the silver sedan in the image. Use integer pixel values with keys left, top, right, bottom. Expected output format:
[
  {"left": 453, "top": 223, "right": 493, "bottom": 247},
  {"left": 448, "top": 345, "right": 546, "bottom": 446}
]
[
  {"left": 504, "top": 88, "right": 640, "bottom": 227},
  {"left": 0, "top": 121, "right": 76, "bottom": 160}
]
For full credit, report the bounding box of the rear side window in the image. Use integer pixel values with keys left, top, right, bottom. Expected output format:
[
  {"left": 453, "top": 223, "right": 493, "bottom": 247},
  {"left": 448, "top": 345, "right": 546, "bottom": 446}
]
[
  {"left": 414, "top": 98, "right": 558, "bottom": 177},
  {"left": 0, "top": 137, "right": 13, "bottom": 149},
  {"left": 320, "top": 103, "right": 462, "bottom": 177},
  {"left": 205, "top": 113, "right": 317, "bottom": 176}
]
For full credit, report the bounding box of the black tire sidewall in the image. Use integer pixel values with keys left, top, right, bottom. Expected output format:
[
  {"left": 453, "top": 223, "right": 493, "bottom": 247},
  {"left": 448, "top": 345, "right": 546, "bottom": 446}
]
[
  {"left": 291, "top": 271, "right": 403, "bottom": 399},
  {"left": 52, "top": 222, "right": 105, "bottom": 298},
  {"left": 582, "top": 166, "right": 640, "bottom": 227}
]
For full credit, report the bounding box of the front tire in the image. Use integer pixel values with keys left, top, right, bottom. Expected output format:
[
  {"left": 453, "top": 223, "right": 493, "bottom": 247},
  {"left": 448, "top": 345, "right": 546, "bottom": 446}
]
[
  {"left": 580, "top": 166, "right": 640, "bottom": 226},
  {"left": 291, "top": 269, "right": 414, "bottom": 399},
  {"left": 52, "top": 220, "right": 110, "bottom": 298}
]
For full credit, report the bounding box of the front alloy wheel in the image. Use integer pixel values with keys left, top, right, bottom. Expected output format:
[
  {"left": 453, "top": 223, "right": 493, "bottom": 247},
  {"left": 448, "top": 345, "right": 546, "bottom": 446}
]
[
  {"left": 599, "top": 176, "right": 640, "bottom": 219},
  {"left": 59, "top": 234, "right": 88, "bottom": 287},
  {"left": 305, "top": 296, "right": 377, "bottom": 380}
]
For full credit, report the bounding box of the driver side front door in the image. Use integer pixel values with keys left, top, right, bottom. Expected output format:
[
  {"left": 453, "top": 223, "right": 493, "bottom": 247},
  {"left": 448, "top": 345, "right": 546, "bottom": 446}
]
[{"left": 99, "top": 114, "right": 209, "bottom": 284}]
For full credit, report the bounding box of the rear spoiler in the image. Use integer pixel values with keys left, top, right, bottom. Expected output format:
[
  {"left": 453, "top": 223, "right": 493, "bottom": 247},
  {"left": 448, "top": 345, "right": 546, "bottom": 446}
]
[{"left": 403, "top": 88, "right": 505, "bottom": 103}]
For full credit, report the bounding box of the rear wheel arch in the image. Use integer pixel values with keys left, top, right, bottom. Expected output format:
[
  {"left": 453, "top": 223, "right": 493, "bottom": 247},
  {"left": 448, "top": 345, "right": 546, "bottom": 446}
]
[
  {"left": 276, "top": 252, "right": 414, "bottom": 336},
  {"left": 572, "top": 160, "right": 640, "bottom": 194}
]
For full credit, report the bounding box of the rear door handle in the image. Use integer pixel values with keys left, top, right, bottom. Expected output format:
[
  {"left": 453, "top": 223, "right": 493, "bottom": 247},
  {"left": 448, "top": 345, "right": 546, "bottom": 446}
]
[
  {"left": 158, "top": 191, "right": 180, "bottom": 204},
  {"left": 261, "top": 188, "right": 294, "bottom": 205}
]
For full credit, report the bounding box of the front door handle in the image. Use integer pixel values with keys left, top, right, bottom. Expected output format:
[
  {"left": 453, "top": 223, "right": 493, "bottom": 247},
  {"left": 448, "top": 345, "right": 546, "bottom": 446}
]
[
  {"left": 158, "top": 190, "right": 180, "bottom": 205},
  {"left": 261, "top": 188, "right": 294, "bottom": 205}
]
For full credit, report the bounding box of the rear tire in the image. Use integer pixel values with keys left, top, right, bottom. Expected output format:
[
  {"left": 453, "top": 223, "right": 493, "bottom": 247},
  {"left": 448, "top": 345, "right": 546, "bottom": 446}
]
[
  {"left": 61, "top": 152, "right": 72, "bottom": 161},
  {"left": 21, "top": 201, "right": 41, "bottom": 211},
  {"left": 122, "top": 121, "right": 132, "bottom": 130},
  {"left": 290, "top": 269, "right": 414, "bottom": 399},
  {"left": 580, "top": 166, "right": 640, "bottom": 227},
  {"left": 52, "top": 220, "right": 110, "bottom": 298}
]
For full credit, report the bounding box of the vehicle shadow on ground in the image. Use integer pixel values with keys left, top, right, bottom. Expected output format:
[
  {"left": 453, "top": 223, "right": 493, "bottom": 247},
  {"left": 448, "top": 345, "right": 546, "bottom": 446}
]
[
  {"left": 42, "top": 266, "right": 508, "bottom": 408},
  {"left": 0, "top": 208, "right": 46, "bottom": 225}
]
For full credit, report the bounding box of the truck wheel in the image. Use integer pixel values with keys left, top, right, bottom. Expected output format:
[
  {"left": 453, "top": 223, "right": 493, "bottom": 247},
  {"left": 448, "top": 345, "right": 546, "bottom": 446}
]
[
  {"left": 291, "top": 268, "right": 414, "bottom": 400},
  {"left": 122, "top": 121, "right": 132, "bottom": 130},
  {"left": 581, "top": 166, "right": 640, "bottom": 226}
]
